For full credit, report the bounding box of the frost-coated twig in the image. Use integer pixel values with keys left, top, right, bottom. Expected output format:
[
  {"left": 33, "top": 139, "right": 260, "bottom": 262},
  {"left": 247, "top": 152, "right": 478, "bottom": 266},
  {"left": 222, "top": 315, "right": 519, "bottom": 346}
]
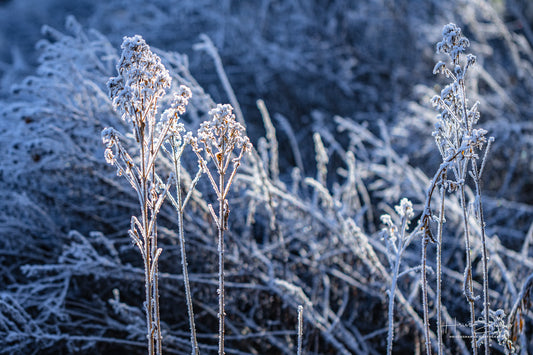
[
  {"left": 382, "top": 199, "right": 415, "bottom": 355},
  {"left": 419, "top": 23, "right": 493, "bottom": 355},
  {"left": 459, "top": 183, "right": 479, "bottom": 355},
  {"left": 436, "top": 184, "right": 445, "bottom": 355},
  {"left": 274, "top": 113, "right": 305, "bottom": 174},
  {"left": 470, "top": 138, "right": 494, "bottom": 354},
  {"left": 160, "top": 85, "right": 200, "bottom": 355},
  {"left": 104, "top": 35, "right": 175, "bottom": 355},
  {"left": 103, "top": 36, "right": 203, "bottom": 355},
  {"left": 297, "top": 305, "right": 304, "bottom": 355},
  {"left": 256, "top": 99, "right": 279, "bottom": 182},
  {"left": 190, "top": 104, "right": 251, "bottom": 355},
  {"left": 421, "top": 235, "right": 432, "bottom": 355}
]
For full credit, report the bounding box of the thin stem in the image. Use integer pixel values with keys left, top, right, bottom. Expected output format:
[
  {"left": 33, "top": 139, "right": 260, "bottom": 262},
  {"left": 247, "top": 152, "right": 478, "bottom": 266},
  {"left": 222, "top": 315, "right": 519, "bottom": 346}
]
[
  {"left": 421, "top": 237, "right": 432, "bottom": 355},
  {"left": 218, "top": 170, "right": 226, "bottom": 355},
  {"left": 141, "top": 134, "right": 155, "bottom": 355},
  {"left": 182, "top": 168, "right": 203, "bottom": 210},
  {"left": 151, "top": 118, "right": 162, "bottom": 355},
  {"left": 472, "top": 160, "right": 490, "bottom": 355},
  {"left": 297, "top": 305, "right": 304, "bottom": 355},
  {"left": 222, "top": 146, "right": 246, "bottom": 199},
  {"left": 459, "top": 78, "right": 470, "bottom": 133},
  {"left": 154, "top": 265, "right": 162, "bottom": 355},
  {"left": 459, "top": 184, "right": 478, "bottom": 355},
  {"left": 147, "top": 116, "right": 173, "bottom": 173},
  {"left": 386, "top": 212, "right": 410, "bottom": 355},
  {"left": 386, "top": 250, "right": 402, "bottom": 355},
  {"left": 153, "top": 246, "right": 162, "bottom": 355},
  {"left": 436, "top": 184, "right": 446, "bottom": 355},
  {"left": 173, "top": 145, "right": 199, "bottom": 355}
]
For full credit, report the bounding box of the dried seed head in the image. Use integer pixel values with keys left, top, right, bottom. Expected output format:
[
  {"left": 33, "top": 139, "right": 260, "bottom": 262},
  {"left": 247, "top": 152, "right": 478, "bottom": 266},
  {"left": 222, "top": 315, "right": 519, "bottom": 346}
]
[
  {"left": 198, "top": 104, "right": 251, "bottom": 157},
  {"left": 107, "top": 35, "right": 171, "bottom": 126},
  {"left": 395, "top": 198, "right": 414, "bottom": 219},
  {"left": 436, "top": 23, "right": 470, "bottom": 63}
]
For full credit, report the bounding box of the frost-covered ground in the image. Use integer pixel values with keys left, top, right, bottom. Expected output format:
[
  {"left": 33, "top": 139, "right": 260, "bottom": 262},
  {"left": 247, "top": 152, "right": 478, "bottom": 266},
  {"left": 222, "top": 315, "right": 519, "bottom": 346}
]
[{"left": 0, "top": 0, "right": 532, "bottom": 354}]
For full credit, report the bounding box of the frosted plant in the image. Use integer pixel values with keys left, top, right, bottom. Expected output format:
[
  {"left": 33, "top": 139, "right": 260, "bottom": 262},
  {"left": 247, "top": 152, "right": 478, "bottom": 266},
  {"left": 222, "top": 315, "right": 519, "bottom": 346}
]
[
  {"left": 381, "top": 198, "right": 416, "bottom": 355},
  {"left": 103, "top": 35, "right": 174, "bottom": 355},
  {"left": 189, "top": 103, "right": 251, "bottom": 355},
  {"left": 419, "top": 23, "right": 494, "bottom": 355},
  {"left": 158, "top": 85, "right": 202, "bottom": 355}
]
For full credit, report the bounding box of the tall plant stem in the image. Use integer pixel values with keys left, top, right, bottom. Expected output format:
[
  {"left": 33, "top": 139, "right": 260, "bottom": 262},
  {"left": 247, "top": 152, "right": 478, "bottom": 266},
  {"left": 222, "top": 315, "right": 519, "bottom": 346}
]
[
  {"left": 421, "top": 237, "right": 431, "bottom": 355},
  {"left": 151, "top": 126, "right": 162, "bottom": 355},
  {"left": 218, "top": 170, "right": 226, "bottom": 355},
  {"left": 387, "top": 252, "right": 401, "bottom": 355},
  {"left": 141, "top": 139, "right": 155, "bottom": 355},
  {"left": 218, "top": 164, "right": 227, "bottom": 355},
  {"left": 386, "top": 208, "right": 415, "bottom": 355},
  {"left": 191, "top": 103, "right": 250, "bottom": 355},
  {"left": 174, "top": 152, "right": 199, "bottom": 355},
  {"left": 436, "top": 185, "right": 445, "bottom": 355},
  {"left": 154, "top": 257, "right": 162, "bottom": 355},
  {"left": 297, "top": 305, "right": 304, "bottom": 355},
  {"left": 472, "top": 159, "right": 490, "bottom": 355},
  {"left": 105, "top": 36, "right": 176, "bottom": 355},
  {"left": 459, "top": 184, "right": 478, "bottom": 355},
  {"left": 457, "top": 45, "right": 480, "bottom": 355},
  {"left": 478, "top": 196, "right": 490, "bottom": 355}
]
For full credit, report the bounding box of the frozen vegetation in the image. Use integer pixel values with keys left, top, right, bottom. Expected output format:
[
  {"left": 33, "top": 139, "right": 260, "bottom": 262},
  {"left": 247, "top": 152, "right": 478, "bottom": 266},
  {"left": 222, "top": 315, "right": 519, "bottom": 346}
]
[{"left": 0, "top": 0, "right": 532, "bottom": 354}]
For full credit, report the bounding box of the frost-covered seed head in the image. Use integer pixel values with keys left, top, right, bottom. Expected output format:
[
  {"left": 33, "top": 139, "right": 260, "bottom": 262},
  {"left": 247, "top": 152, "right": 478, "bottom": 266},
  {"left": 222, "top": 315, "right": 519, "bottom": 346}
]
[
  {"left": 169, "top": 85, "right": 192, "bottom": 116},
  {"left": 380, "top": 214, "right": 393, "bottom": 228},
  {"left": 436, "top": 23, "right": 470, "bottom": 63},
  {"left": 431, "top": 24, "right": 483, "bottom": 160},
  {"left": 107, "top": 35, "right": 171, "bottom": 125},
  {"left": 198, "top": 104, "right": 251, "bottom": 154},
  {"left": 395, "top": 198, "right": 414, "bottom": 219}
]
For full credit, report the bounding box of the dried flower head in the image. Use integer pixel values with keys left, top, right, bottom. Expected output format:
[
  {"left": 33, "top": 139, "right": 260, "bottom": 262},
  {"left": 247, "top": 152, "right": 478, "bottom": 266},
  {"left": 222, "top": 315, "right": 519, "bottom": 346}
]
[
  {"left": 197, "top": 104, "right": 251, "bottom": 170},
  {"left": 107, "top": 35, "right": 171, "bottom": 127},
  {"left": 157, "top": 85, "right": 193, "bottom": 144},
  {"left": 431, "top": 24, "right": 485, "bottom": 161},
  {"left": 395, "top": 198, "right": 414, "bottom": 220},
  {"left": 436, "top": 23, "right": 470, "bottom": 64}
]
